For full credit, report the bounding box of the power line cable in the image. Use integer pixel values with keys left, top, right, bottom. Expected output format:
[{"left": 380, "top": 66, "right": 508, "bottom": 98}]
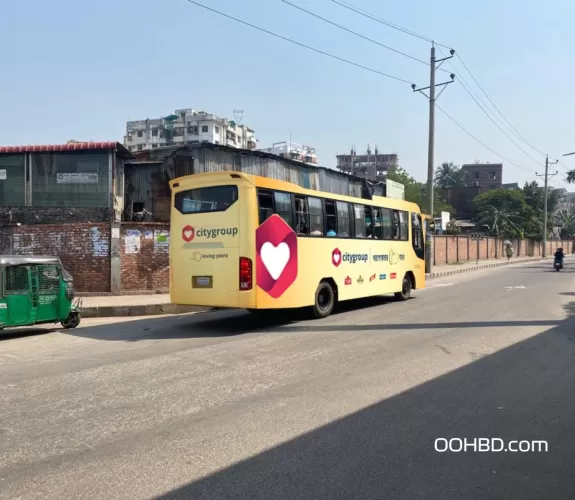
[
  {"left": 281, "top": 0, "right": 448, "bottom": 71},
  {"left": 334, "top": 0, "right": 550, "bottom": 160},
  {"left": 330, "top": 0, "right": 452, "bottom": 49},
  {"left": 436, "top": 104, "right": 536, "bottom": 174},
  {"left": 453, "top": 53, "right": 547, "bottom": 157},
  {"left": 185, "top": 0, "right": 412, "bottom": 84},
  {"left": 436, "top": 51, "right": 543, "bottom": 167}
]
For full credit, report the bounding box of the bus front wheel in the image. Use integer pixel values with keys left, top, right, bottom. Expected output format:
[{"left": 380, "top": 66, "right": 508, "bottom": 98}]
[
  {"left": 394, "top": 275, "right": 412, "bottom": 301},
  {"left": 312, "top": 281, "right": 335, "bottom": 319}
]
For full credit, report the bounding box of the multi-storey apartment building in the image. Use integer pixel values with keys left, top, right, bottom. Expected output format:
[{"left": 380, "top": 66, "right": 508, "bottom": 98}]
[{"left": 124, "top": 109, "right": 257, "bottom": 152}]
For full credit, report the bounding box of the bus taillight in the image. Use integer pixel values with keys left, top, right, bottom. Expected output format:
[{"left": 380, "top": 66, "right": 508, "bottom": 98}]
[{"left": 239, "top": 257, "right": 252, "bottom": 291}]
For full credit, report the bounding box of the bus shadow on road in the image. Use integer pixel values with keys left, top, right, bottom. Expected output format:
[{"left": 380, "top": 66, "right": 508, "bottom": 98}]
[
  {"left": 153, "top": 304, "right": 575, "bottom": 500},
  {"left": 57, "top": 295, "right": 403, "bottom": 342}
]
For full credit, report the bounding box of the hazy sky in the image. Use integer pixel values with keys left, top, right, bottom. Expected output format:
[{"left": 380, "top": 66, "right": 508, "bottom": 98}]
[{"left": 2, "top": 0, "right": 574, "bottom": 190}]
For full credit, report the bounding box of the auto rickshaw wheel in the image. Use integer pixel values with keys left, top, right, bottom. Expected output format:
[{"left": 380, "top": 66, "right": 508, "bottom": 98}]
[{"left": 61, "top": 311, "right": 81, "bottom": 329}]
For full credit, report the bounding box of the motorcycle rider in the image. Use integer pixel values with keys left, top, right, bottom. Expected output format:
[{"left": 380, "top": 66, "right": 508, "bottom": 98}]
[{"left": 554, "top": 247, "right": 565, "bottom": 268}]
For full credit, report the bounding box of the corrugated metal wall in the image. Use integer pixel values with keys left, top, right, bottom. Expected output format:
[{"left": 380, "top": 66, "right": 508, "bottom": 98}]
[{"left": 125, "top": 145, "right": 368, "bottom": 221}]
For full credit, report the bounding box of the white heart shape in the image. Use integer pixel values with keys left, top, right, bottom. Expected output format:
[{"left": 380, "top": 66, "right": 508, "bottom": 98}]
[
  {"left": 260, "top": 242, "right": 290, "bottom": 280},
  {"left": 183, "top": 230, "right": 193, "bottom": 239},
  {"left": 333, "top": 253, "right": 340, "bottom": 263}
]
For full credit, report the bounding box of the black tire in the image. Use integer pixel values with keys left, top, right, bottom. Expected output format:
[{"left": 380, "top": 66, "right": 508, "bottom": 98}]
[
  {"left": 312, "top": 281, "right": 335, "bottom": 319},
  {"left": 394, "top": 275, "right": 412, "bottom": 301},
  {"left": 61, "top": 311, "right": 81, "bottom": 329}
]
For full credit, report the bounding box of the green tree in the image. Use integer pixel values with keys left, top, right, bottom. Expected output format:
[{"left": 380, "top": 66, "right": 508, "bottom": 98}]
[
  {"left": 472, "top": 188, "right": 531, "bottom": 238},
  {"left": 566, "top": 170, "right": 575, "bottom": 184},
  {"left": 521, "top": 181, "right": 560, "bottom": 237},
  {"left": 434, "top": 162, "right": 465, "bottom": 188},
  {"left": 555, "top": 210, "right": 575, "bottom": 239},
  {"left": 385, "top": 166, "right": 423, "bottom": 206},
  {"left": 386, "top": 166, "right": 454, "bottom": 217}
]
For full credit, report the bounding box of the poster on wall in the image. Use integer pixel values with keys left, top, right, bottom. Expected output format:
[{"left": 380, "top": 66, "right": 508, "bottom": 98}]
[
  {"left": 154, "top": 230, "right": 169, "bottom": 252},
  {"left": 125, "top": 229, "right": 141, "bottom": 254},
  {"left": 144, "top": 230, "right": 153, "bottom": 240},
  {"left": 56, "top": 173, "right": 99, "bottom": 184},
  {"left": 0, "top": 169, "right": 6, "bottom": 180}
]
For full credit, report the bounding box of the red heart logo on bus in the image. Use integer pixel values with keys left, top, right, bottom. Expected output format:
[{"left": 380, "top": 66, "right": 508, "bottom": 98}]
[
  {"left": 255, "top": 215, "right": 298, "bottom": 298},
  {"left": 332, "top": 248, "right": 342, "bottom": 267},
  {"left": 182, "top": 225, "right": 195, "bottom": 242}
]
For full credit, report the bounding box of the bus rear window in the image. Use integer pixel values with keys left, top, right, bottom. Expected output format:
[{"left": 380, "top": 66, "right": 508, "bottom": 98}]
[{"left": 174, "top": 185, "right": 238, "bottom": 214}]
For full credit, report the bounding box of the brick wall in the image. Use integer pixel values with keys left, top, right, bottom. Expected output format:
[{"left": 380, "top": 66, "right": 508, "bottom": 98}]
[
  {"left": 10, "top": 223, "right": 111, "bottom": 292},
  {"left": 120, "top": 223, "right": 170, "bottom": 292},
  {"left": 433, "top": 235, "right": 572, "bottom": 266},
  {"left": 1, "top": 207, "right": 113, "bottom": 225}
]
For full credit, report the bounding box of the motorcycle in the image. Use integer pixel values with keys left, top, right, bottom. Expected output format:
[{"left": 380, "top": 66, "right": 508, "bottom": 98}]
[{"left": 554, "top": 258, "right": 563, "bottom": 271}]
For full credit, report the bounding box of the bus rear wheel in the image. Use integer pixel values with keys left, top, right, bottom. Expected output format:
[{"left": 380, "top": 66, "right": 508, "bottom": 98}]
[
  {"left": 312, "top": 281, "right": 335, "bottom": 319},
  {"left": 394, "top": 274, "right": 412, "bottom": 301}
]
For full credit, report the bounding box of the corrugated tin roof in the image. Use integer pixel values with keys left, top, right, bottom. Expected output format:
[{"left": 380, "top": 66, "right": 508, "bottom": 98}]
[{"left": 0, "top": 141, "right": 135, "bottom": 159}]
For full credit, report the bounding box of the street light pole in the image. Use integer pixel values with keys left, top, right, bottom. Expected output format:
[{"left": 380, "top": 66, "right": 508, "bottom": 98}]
[
  {"left": 536, "top": 154, "right": 558, "bottom": 258},
  {"left": 412, "top": 45, "right": 455, "bottom": 274}
]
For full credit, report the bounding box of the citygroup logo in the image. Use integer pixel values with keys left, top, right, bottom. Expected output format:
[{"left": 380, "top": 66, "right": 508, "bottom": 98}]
[
  {"left": 182, "top": 225, "right": 238, "bottom": 243},
  {"left": 332, "top": 249, "right": 369, "bottom": 266},
  {"left": 256, "top": 215, "right": 298, "bottom": 299}
]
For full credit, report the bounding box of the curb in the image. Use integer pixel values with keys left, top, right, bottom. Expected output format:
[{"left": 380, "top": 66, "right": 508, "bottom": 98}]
[
  {"left": 426, "top": 256, "right": 548, "bottom": 280},
  {"left": 81, "top": 303, "right": 212, "bottom": 319},
  {"left": 82, "top": 256, "right": 558, "bottom": 318}
]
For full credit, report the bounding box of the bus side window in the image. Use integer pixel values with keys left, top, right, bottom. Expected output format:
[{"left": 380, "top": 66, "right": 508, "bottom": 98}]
[
  {"left": 325, "top": 200, "right": 337, "bottom": 236},
  {"left": 353, "top": 204, "right": 366, "bottom": 238},
  {"left": 372, "top": 208, "right": 383, "bottom": 239},
  {"left": 365, "top": 206, "right": 376, "bottom": 238},
  {"left": 336, "top": 201, "right": 351, "bottom": 237},
  {"left": 380, "top": 208, "right": 392, "bottom": 239},
  {"left": 399, "top": 211, "right": 409, "bottom": 241},
  {"left": 308, "top": 197, "right": 324, "bottom": 235},
  {"left": 295, "top": 195, "right": 309, "bottom": 235},
  {"left": 273, "top": 191, "right": 294, "bottom": 229},
  {"left": 258, "top": 189, "right": 274, "bottom": 224},
  {"left": 412, "top": 212, "right": 423, "bottom": 250},
  {"left": 391, "top": 210, "right": 400, "bottom": 240}
]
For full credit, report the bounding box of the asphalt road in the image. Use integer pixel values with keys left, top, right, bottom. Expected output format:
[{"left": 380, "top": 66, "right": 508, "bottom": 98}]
[{"left": 1, "top": 258, "right": 575, "bottom": 500}]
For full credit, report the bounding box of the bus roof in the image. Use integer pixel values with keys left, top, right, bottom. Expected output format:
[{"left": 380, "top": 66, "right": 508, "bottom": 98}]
[{"left": 170, "top": 171, "right": 422, "bottom": 213}]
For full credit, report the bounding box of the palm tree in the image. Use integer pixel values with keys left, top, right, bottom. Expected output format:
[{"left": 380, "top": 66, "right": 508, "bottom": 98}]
[
  {"left": 555, "top": 210, "right": 575, "bottom": 239},
  {"left": 567, "top": 170, "right": 575, "bottom": 184},
  {"left": 477, "top": 205, "right": 523, "bottom": 237},
  {"left": 434, "top": 162, "right": 465, "bottom": 188}
]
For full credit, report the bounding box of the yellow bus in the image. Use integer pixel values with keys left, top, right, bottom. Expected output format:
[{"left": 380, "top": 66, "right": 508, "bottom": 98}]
[{"left": 169, "top": 171, "right": 426, "bottom": 318}]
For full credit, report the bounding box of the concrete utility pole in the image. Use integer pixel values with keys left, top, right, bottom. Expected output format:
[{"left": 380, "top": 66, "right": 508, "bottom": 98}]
[
  {"left": 536, "top": 155, "right": 558, "bottom": 258},
  {"left": 412, "top": 45, "right": 456, "bottom": 274}
]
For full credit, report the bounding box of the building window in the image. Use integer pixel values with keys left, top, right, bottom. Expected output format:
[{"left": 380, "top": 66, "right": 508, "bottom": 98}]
[
  {"left": 187, "top": 125, "right": 198, "bottom": 135},
  {"left": 30, "top": 151, "right": 110, "bottom": 208},
  {"left": 474, "top": 172, "right": 480, "bottom": 179},
  {"left": 152, "top": 129, "right": 158, "bottom": 137},
  {"left": 137, "top": 145, "right": 143, "bottom": 151},
  {"left": 201, "top": 125, "right": 209, "bottom": 133},
  {"left": 215, "top": 126, "right": 220, "bottom": 134},
  {"left": 0, "top": 154, "right": 25, "bottom": 206},
  {"left": 137, "top": 131, "right": 143, "bottom": 138},
  {"left": 490, "top": 172, "right": 497, "bottom": 180}
]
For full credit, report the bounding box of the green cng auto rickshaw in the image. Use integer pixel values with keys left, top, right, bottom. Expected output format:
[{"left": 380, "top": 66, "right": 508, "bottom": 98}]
[{"left": 0, "top": 256, "right": 81, "bottom": 331}]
